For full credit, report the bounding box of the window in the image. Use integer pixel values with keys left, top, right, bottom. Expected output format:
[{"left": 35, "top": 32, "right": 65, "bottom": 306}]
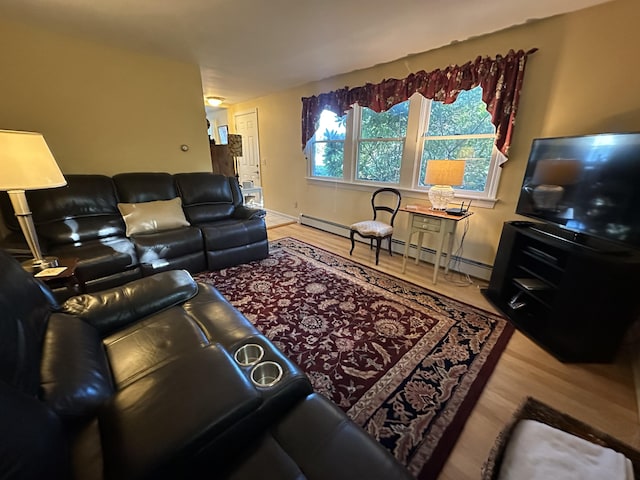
[
  {"left": 419, "top": 88, "right": 497, "bottom": 193},
  {"left": 308, "top": 86, "right": 501, "bottom": 204},
  {"left": 356, "top": 101, "right": 408, "bottom": 183},
  {"left": 309, "top": 110, "right": 346, "bottom": 178}
]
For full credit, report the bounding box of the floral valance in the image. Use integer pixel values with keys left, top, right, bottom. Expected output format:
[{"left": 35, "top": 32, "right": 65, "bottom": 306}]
[{"left": 301, "top": 48, "right": 537, "bottom": 159}]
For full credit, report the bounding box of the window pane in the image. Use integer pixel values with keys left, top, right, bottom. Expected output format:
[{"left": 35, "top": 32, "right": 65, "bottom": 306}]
[
  {"left": 426, "top": 87, "right": 495, "bottom": 137},
  {"left": 314, "top": 109, "right": 346, "bottom": 141},
  {"left": 361, "top": 101, "right": 409, "bottom": 139},
  {"left": 312, "top": 141, "right": 344, "bottom": 177},
  {"left": 357, "top": 140, "right": 402, "bottom": 183},
  {"left": 420, "top": 138, "right": 494, "bottom": 191},
  {"left": 311, "top": 109, "right": 346, "bottom": 178}
]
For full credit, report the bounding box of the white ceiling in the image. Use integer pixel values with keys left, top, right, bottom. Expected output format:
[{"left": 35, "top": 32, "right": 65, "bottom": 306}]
[{"left": 1, "top": 0, "right": 611, "bottom": 106}]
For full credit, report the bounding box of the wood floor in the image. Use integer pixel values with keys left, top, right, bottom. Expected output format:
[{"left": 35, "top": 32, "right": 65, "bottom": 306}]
[{"left": 268, "top": 222, "right": 640, "bottom": 479}]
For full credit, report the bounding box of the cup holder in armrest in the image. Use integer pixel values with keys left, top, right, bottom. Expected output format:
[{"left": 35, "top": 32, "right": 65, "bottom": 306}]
[
  {"left": 234, "top": 343, "right": 265, "bottom": 367},
  {"left": 250, "top": 361, "right": 283, "bottom": 388}
]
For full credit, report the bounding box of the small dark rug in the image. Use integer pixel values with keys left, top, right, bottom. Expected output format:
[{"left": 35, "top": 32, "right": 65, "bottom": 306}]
[{"left": 194, "top": 237, "right": 513, "bottom": 478}]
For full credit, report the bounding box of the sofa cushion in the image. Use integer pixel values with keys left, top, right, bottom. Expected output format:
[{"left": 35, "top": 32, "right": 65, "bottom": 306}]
[
  {"left": 113, "top": 172, "right": 178, "bottom": 203},
  {"left": 49, "top": 237, "right": 138, "bottom": 284},
  {"left": 130, "top": 226, "right": 203, "bottom": 263},
  {"left": 200, "top": 217, "right": 267, "bottom": 250},
  {"left": 118, "top": 198, "right": 190, "bottom": 237},
  {"left": 130, "top": 226, "right": 206, "bottom": 274},
  {"left": 175, "top": 173, "right": 239, "bottom": 224},
  {"left": 40, "top": 314, "right": 114, "bottom": 420},
  {"left": 224, "top": 393, "right": 413, "bottom": 480},
  {"left": 28, "top": 174, "right": 126, "bottom": 245}
]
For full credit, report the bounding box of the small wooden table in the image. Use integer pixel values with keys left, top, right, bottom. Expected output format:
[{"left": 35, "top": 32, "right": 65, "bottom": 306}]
[
  {"left": 400, "top": 205, "right": 473, "bottom": 284},
  {"left": 33, "top": 257, "right": 82, "bottom": 296}
]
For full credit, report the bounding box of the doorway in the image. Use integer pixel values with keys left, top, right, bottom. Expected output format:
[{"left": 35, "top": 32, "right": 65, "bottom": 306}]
[{"left": 234, "top": 109, "right": 261, "bottom": 187}]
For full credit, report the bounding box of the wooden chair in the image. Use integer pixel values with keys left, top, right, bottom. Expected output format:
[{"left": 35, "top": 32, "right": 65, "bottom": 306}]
[{"left": 349, "top": 188, "right": 402, "bottom": 265}]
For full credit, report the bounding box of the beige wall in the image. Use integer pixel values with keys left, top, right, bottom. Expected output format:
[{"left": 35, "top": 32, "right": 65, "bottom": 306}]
[
  {"left": 0, "top": 17, "right": 211, "bottom": 176},
  {"left": 229, "top": 0, "right": 640, "bottom": 267}
]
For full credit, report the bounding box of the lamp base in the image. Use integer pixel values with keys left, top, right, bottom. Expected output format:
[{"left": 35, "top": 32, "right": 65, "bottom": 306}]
[
  {"left": 22, "top": 256, "right": 59, "bottom": 272},
  {"left": 428, "top": 185, "right": 455, "bottom": 211}
]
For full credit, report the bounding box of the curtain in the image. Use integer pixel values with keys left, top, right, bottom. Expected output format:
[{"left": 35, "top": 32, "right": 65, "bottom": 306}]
[{"left": 301, "top": 48, "right": 537, "bottom": 159}]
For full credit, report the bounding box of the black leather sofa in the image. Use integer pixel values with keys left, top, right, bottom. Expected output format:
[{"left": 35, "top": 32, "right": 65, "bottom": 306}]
[
  {"left": 0, "top": 249, "right": 412, "bottom": 480},
  {"left": 0, "top": 172, "right": 268, "bottom": 295}
]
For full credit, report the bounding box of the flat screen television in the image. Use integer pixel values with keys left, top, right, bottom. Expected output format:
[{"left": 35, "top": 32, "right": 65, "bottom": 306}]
[{"left": 515, "top": 132, "right": 640, "bottom": 252}]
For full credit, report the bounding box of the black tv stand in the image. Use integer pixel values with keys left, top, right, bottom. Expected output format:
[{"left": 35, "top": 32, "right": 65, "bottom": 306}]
[
  {"left": 482, "top": 221, "right": 640, "bottom": 362},
  {"left": 528, "top": 224, "right": 632, "bottom": 256}
]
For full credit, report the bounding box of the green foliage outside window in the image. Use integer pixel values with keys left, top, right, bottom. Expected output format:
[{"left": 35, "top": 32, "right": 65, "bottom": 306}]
[
  {"left": 356, "top": 101, "right": 408, "bottom": 183},
  {"left": 309, "top": 86, "right": 497, "bottom": 192},
  {"left": 421, "top": 88, "right": 496, "bottom": 191},
  {"left": 311, "top": 113, "right": 346, "bottom": 178}
]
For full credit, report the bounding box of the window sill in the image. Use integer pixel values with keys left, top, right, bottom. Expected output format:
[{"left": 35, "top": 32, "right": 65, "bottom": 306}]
[{"left": 305, "top": 177, "right": 498, "bottom": 209}]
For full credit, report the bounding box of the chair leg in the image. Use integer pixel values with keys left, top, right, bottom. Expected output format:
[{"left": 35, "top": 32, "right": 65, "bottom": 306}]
[
  {"left": 388, "top": 236, "right": 393, "bottom": 257},
  {"left": 369, "top": 239, "right": 374, "bottom": 251},
  {"left": 349, "top": 230, "right": 356, "bottom": 256},
  {"left": 375, "top": 237, "right": 382, "bottom": 265}
]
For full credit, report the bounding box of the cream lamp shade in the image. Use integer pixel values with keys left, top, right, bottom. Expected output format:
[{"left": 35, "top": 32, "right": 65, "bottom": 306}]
[
  {"left": 424, "top": 159, "right": 466, "bottom": 210},
  {"left": 0, "top": 130, "right": 66, "bottom": 190},
  {"left": 0, "top": 130, "right": 67, "bottom": 270}
]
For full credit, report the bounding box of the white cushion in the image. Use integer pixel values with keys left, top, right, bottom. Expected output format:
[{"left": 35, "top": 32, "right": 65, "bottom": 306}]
[
  {"left": 350, "top": 220, "right": 393, "bottom": 237},
  {"left": 498, "top": 419, "right": 634, "bottom": 480},
  {"left": 117, "top": 197, "right": 190, "bottom": 237}
]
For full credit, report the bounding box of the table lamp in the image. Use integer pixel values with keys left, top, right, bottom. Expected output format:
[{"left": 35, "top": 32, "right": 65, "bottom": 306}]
[
  {"left": 227, "top": 134, "right": 243, "bottom": 180},
  {"left": 0, "top": 130, "right": 67, "bottom": 270},
  {"left": 424, "top": 159, "right": 466, "bottom": 210}
]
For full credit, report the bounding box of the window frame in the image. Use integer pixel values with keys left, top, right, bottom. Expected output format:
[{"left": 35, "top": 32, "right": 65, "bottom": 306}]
[{"left": 306, "top": 90, "right": 501, "bottom": 208}]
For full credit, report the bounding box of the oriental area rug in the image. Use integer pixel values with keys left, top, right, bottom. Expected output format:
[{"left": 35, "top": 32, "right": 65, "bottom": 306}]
[{"left": 194, "top": 237, "right": 513, "bottom": 479}]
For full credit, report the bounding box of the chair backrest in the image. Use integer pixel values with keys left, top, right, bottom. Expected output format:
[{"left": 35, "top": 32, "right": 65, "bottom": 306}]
[{"left": 371, "top": 188, "right": 402, "bottom": 226}]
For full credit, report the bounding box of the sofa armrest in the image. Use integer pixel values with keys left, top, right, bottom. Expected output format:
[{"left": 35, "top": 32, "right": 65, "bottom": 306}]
[
  {"left": 234, "top": 205, "right": 266, "bottom": 220},
  {"left": 61, "top": 270, "right": 198, "bottom": 335},
  {"left": 99, "top": 345, "right": 262, "bottom": 480}
]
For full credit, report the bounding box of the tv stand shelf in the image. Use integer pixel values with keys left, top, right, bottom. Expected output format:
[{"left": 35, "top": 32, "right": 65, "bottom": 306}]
[{"left": 482, "top": 221, "right": 640, "bottom": 362}]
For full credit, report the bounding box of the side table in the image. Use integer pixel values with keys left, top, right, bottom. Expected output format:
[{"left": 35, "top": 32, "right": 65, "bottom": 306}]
[
  {"left": 33, "top": 257, "right": 83, "bottom": 297},
  {"left": 400, "top": 205, "right": 473, "bottom": 284},
  {"left": 241, "top": 186, "right": 263, "bottom": 207}
]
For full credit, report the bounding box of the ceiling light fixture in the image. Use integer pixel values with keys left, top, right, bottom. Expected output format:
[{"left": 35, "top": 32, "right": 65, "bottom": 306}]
[{"left": 205, "top": 96, "right": 224, "bottom": 107}]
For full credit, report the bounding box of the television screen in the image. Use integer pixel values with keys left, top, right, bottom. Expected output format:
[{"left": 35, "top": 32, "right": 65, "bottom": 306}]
[{"left": 516, "top": 132, "right": 640, "bottom": 250}]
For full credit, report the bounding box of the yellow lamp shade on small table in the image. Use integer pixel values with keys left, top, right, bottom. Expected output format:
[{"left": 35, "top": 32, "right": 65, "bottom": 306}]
[{"left": 424, "top": 160, "right": 466, "bottom": 210}]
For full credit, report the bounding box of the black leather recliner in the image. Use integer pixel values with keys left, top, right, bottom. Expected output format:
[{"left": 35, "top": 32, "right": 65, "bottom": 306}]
[
  {"left": 175, "top": 172, "right": 269, "bottom": 270},
  {"left": 0, "top": 172, "right": 268, "bottom": 297},
  {"left": 0, "top": 249, "right": 412, "bottom": 480}
]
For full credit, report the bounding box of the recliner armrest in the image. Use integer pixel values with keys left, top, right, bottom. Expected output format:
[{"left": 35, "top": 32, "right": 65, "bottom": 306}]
[
  {"left": 233, "top": 205, "right": 266, "bottom": 220},
  {"left": 61, "top": 270, "right": 198, "bottom": 336},
  {"left": 99, "top": 345, "right": 262, "bottom": 480}
]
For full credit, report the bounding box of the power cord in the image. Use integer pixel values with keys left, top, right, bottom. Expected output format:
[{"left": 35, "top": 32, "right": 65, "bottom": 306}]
[{"left": 444, "top": 217, "right": 474, "bottom": 286}]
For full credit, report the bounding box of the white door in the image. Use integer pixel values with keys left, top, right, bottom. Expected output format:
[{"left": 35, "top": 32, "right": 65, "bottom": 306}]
[{"left": 234, "top": 110, "right": 261, "bottom": 187}]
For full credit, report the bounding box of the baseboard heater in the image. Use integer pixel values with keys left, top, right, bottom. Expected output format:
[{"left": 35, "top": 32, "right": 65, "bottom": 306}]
[{"left": 299, "top": 214, "right": 491, "bottom": 281}]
